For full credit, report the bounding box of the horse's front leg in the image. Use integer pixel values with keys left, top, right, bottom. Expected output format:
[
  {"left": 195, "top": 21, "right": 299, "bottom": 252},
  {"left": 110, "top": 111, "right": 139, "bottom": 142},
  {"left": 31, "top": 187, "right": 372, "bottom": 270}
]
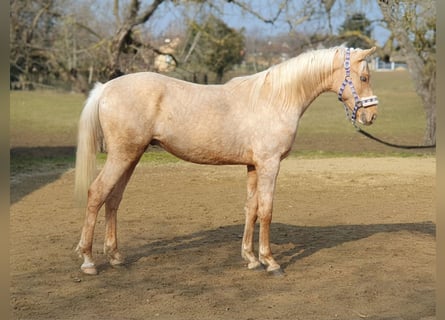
[
  {"left": 241, "top": 165, "right": 262, "bottom": 270},
  {"left": 256, "top": 158, "right": 283, "bottom": 275}
]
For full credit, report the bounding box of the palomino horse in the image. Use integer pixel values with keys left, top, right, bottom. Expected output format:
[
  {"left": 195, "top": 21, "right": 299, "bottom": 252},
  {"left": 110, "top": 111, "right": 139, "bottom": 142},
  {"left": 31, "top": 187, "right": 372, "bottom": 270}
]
[{"left": 75, "top": 47, "right": 378, "bottom": 275}]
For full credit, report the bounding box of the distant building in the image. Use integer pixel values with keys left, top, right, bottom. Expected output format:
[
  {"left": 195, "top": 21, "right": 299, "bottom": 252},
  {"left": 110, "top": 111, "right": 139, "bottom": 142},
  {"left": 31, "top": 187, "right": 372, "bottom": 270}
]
[
  {"left": 371, "top": 43, "right": 408, "bottom": 72},
  {"left": 373, "top": 55, "right": 408, "bottom": 71}
]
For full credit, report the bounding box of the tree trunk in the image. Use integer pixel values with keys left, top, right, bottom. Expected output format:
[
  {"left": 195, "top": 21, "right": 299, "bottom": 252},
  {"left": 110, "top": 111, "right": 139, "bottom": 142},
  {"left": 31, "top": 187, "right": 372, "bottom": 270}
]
[
  {"left": 423, "top": 68, "right": 436, "bottom": 145},
  {"left": 378, "top": 0, "right": 436, "bottom": 146},
  {"left": 109, "top": 24, "right": 133, "bottom": 73},
  {"left": 108, "top": 0, "right": 164, "bottom": 78},
  {"left": 215, "top": 68, "right": 224, "bottom": 84}
]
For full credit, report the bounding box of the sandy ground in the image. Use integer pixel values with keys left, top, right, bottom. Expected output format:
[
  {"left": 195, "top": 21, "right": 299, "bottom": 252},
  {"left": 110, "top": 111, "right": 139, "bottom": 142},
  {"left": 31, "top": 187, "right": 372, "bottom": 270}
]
[{"left": 10, "top": 157, "right": 435, "bottom": 320}]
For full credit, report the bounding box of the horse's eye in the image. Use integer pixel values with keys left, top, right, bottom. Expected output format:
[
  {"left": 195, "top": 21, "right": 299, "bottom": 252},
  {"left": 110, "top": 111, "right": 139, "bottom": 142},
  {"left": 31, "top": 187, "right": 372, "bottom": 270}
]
[{"left": 360, "top": 75, "right": 368, "bottom": 82}]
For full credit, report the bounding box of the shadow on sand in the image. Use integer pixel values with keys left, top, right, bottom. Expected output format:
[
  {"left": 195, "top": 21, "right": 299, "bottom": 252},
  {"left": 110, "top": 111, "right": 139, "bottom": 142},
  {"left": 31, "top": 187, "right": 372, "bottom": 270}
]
[
  {"left": 120, "top": 221, "right": 435, "bottom": 273},
  {"left": 10, "top": 146, "right": 76, "bottom": 204}
]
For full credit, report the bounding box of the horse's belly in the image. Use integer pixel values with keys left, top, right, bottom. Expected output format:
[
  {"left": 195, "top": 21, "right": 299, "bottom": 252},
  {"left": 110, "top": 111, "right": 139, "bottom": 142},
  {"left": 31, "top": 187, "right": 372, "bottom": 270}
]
[{"left": 151, "top": 136, "right": 251, "bottom": 165}]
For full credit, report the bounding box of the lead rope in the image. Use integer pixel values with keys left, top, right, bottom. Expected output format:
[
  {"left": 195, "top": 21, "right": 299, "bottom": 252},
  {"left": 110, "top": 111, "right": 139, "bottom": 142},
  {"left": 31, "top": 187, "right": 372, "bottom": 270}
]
[
  {"left": 337, "top": 48, "right": 435, "bottom": 149},
  {"left": 355, "top": 127, "right": 436, "bottom": 149}
]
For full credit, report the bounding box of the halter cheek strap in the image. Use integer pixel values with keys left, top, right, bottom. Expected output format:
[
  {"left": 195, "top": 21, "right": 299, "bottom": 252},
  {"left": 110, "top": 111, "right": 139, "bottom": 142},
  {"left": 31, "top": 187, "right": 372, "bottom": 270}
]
[{"left": 338, "top": 48, "right": 378, "bottom": 124}]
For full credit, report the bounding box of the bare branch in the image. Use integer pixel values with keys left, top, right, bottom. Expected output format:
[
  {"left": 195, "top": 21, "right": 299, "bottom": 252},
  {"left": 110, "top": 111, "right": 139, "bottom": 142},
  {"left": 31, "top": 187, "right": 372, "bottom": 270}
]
[
  {"left": 26, "top": 3, "right": 51, "bottom": 43},
  {"left": 74, "top": 22, "right": 103, "bottom": 40},
  {"left": 133, "top": 0, "right": 164, "bottom": 26},
  {"left": 228, "top": 0, "right": 283, "bottom": 24},
  {"left": 128, "top": 0, "right": 141, "bottom": 20},
  {"left": 183, "top": 30, "right": 202, "bottom": 63},
  {"left": 114, "top": 0, "right": 121, "bottom": 25}
]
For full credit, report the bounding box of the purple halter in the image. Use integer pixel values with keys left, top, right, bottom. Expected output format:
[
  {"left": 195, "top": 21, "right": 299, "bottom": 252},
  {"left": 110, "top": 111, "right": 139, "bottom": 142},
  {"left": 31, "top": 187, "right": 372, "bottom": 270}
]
[{"left": 338, "top": 48, "right": 378, "bottom": 124}]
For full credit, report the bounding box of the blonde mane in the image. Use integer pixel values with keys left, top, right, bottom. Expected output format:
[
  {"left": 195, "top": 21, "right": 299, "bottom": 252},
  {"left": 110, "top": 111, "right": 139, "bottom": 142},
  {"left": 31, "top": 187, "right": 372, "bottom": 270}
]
[{"left": 233, "top": 47, "right": 344, "bottom": 111}]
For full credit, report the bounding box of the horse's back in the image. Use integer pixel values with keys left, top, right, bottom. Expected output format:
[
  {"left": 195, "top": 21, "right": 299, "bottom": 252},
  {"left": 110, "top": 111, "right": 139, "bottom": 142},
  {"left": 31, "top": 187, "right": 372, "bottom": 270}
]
[{"left": 102, "top": 72, "right": 229, "bottom": 110}]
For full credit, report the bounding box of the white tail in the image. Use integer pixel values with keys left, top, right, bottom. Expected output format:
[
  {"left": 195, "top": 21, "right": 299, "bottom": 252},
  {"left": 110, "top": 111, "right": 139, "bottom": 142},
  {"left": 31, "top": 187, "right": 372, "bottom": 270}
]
[{"left": 74, "top": 82, "right": 105, "bottom": 206}]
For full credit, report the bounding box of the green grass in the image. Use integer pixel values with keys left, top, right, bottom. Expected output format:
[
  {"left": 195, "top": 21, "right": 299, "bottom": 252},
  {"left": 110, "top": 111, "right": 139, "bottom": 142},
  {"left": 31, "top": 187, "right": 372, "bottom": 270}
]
[
  {"left": 10, "top": 150, "right": 75, "bottom": 177},
  {"left": 10, "top": 70, "right": 434, "bottom": 176},
  {"left": 293, "top": 70, "right": 431, "bottom": 156},
  {"left": 10, "top": 90, "right": 85, "bottom": 147}
]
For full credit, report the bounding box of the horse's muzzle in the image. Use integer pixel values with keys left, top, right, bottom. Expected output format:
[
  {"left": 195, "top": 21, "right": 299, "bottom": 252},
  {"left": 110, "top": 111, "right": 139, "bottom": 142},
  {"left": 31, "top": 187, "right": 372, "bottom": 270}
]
[{"left": 358, "top": 108, "right": 377, "bottom": 125}]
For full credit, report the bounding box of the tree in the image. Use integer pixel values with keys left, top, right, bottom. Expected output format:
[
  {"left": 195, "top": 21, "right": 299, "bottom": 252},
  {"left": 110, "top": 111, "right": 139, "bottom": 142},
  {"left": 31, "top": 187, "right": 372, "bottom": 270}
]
[
  {"left": 378, "top": 0, "right": 436, "bottom": 146},
  {"left": 338, "top": 12, "right": 373, "bottom": 48},
  {"left": 106, "top": 0, "right": 164, "bottom": 78},
  {"left": 10, "top": 0, "right": 58, "bottom": 89},
  {"left": 10, "top": 0, "right": 289, "bottom": 90},
  {"left": 186, "top": 15, "right": 245, "bottom": 83},
  {"left": 10, "top": 0, "right": 105, "bottom": 92},
  {"left": 321, "top": 0, "right": 336, "bottom": 35}
]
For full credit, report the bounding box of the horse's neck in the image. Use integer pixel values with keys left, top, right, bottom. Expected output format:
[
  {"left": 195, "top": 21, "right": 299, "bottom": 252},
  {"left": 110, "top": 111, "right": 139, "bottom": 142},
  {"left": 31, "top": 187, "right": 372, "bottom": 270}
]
[
  {"left": 267, "top": 53, "right": 335, "bottom": 114},
  {"left": 298, "top": 58, "right": 333, "bottom": 114},
  {"left": 305, "top": 77, "right": 332, "bottom": 105},
  {"left": 293, "top": 70, "right": 333, "bottom": 116}
]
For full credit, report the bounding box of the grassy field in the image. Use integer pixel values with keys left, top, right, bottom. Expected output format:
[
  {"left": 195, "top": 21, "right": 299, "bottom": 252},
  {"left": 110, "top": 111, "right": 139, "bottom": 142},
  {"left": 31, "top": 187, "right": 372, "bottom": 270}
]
[
  {"left": 294, "top": 70, "right": 429, "bottom": 155},
  {"left": 10, "top": 90, "right": 84, "bottom": 148},
  {"left": 10, "top": 70, "right": 434, "bottom": 175}
]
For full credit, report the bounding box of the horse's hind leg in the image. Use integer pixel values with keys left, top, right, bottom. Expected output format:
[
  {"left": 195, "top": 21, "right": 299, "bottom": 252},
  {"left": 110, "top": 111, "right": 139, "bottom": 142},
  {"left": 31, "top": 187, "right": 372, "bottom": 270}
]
[
  {"left": 77, "top": 156, "right": 140, "bottom": 275},
  {"left": 103, "top": 163, "right": 138, "bottom": 267}
]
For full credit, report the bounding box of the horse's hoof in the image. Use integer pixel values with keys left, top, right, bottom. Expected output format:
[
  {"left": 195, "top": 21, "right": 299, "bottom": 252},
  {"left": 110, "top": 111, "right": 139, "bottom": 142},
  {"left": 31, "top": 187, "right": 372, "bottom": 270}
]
[
  {"left": 81, "top": 263, "right": 98, "bottom": 275},
  {"left": 109, "top": 257, "right": 125, "bottom": 267},
  {"left": 110, "top": 260, "right": 125, "bottom": 268},
  {"left": 267, "top": 267, "right": 285, "bottom": 277},
  {"left": 247, "top": 261, "right": 264, "bottom": 271},
  {"left": 110, "top": 261, "right": 127, "bottom": 270},
  {"left": 248, "top": 263, "right": 265, "bottom": 271}
]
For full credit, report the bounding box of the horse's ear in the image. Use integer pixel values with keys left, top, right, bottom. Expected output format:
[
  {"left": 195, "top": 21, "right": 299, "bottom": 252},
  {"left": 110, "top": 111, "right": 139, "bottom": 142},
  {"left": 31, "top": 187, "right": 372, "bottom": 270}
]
[
  {"left": 367, "top": 46, "right": 377, "bottom": 55},
  {"left": 355, "top": 47, "right": 376, "bottom": 60}
]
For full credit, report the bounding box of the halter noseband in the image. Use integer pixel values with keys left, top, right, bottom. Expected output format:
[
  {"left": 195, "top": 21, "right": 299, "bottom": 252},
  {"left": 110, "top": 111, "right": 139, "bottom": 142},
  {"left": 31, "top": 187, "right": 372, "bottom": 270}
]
[{"left": 337, "top": 48, "right": 378, "bottom": 125}]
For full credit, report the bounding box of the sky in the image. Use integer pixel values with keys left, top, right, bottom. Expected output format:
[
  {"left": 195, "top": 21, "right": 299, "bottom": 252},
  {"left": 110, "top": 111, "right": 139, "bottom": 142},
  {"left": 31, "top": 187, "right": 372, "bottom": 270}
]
[{"left": 147, "top": 0, "right": 391, "bottom": 47}]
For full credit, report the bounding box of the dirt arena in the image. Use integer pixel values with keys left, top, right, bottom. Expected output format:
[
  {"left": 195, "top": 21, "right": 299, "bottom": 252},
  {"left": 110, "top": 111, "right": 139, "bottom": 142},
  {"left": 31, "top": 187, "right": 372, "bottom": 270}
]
[{"left": 10, "top": 157, "right": 435, "bottom": 320}]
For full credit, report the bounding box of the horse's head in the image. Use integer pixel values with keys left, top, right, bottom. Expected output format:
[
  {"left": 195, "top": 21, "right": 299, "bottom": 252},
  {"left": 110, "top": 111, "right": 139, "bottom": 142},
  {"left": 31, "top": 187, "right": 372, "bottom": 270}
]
[{"left": 333, "top": 47, "right": 378, "bottom": 126}]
